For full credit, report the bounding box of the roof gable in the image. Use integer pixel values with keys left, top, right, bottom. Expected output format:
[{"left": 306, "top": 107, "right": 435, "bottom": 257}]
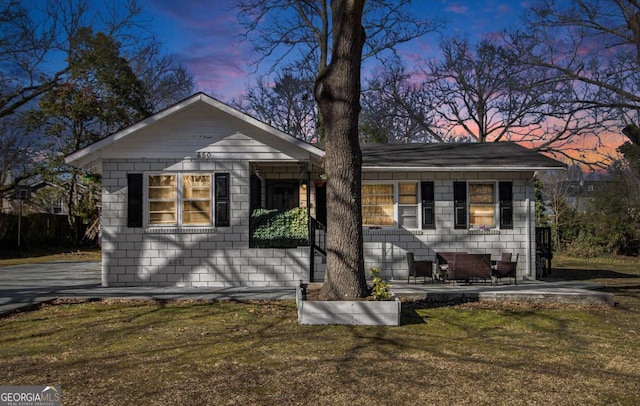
[{"left": 65, "top": 93, "right": 325, "bottom": 171}]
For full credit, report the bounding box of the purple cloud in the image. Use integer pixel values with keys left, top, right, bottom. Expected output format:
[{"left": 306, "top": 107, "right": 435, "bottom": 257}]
[
  {"left": 142, "top": 0, "right": 254, "bottom": 99},
  {"left": 444, "top": 3, "right": 470, "bottom": 14}
]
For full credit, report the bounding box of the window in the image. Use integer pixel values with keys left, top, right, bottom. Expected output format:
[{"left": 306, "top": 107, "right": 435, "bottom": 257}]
[
  {"left": 398, "top": 182, "right": 418, "bottom": 228},
  {"left": 469, "top": 183, "right": 495, "bottom": 228},
  {"left": 362, "top": 184, "right": 394, "bottom": 226},
  {"left": 453, "top": 181, "right": 513, "bottom": 229},
  {"left": 144, "top": 173, "right": 219, "bottom": 227},
  {"left": 149, "top": 175, "right": 177, "bottom": 225},
  {"left": 182, "top": 175, "right": 211, "bottom": 225},
  {"left": 361, "top": 182, "right": 420, "bottom": 228}
]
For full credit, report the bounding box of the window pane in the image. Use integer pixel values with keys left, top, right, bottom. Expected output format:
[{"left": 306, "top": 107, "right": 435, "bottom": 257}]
[
  {"left": 470, "top": 183, "right": 494, "bottom": 204},
  {"left": 149, "top": 175, "right": 176, "bottom": 199},
  {"left": 149, "top": 201, "right": 176, "bottom": 224},
  {"left": 149, "top": 187, "right": 176, "bottom": 199},
  {"left": 362, "top": 184, "right": 394, "bottom": 226},
  {"left": 398, "top": 206, "right": 417, "bottom": 228},
  {"left": 183, "top": 202, "right": 211, "bottom": 224},
  {"left": 399, "top": 195, "right": 417, "bottom": 204},
  {"left": 149, "top": 175, "right": 176, "bottom": 187},
  {"left": 399, "top": 183, "right": 417, "bottom": 194}
]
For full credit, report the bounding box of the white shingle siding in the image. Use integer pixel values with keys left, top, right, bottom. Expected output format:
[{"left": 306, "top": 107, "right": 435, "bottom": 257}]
[
  {"left": 100, "top": 158, "right": 309, "bottom": 287},
  {"left": 101, "top": 157, "right": 537, "bottom": 287},
  {"left": 361, "top": 172, "right": 534, "bottom": 281}
]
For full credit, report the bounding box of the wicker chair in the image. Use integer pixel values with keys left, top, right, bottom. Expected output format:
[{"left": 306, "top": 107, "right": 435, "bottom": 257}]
[
  {"left": 406, "top": 252, "right": 433, "bottom": 283},
  {"left": 493, "top": 253, "right": 519, "bottom": 285}
]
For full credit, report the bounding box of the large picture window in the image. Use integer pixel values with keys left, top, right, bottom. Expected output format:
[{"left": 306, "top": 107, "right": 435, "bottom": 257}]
[
  {"left": 148, "top": 173, "right": 212, "bottom": 226},
  {"left": 362, "top": 184, "right": 394, "bottom": 226}
]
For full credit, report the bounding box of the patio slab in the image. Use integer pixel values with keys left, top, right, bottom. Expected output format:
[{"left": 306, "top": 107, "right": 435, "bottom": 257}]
[
  {"left": 390, "top": 280, "right": 615, "bottom": 307},
  {"left": 0, "top": 261, "right": 615, "bottom": 317}
]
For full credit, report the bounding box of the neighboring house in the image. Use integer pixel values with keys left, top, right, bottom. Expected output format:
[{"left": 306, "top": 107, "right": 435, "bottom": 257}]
[
  {"left": 1, "top": 180, "right": 68, "bottom": 215},
  {"left": 65, "top": 93, "right": 565, "bottom": 288},
  {"left": 562, "top": 179, "right": 608, "bottom": 212}
]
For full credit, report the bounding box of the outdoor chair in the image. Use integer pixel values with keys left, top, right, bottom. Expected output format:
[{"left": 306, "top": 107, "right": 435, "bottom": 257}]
[
  {"left": 406, "top": 252, "right": 433, "bottom": 284},
  {"left": 493, "top": 253, "right": 519, "bottom": 285}
]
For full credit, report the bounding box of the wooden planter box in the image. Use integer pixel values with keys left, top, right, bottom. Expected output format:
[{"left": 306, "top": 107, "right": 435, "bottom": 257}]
[{"left": 296, "top": 284, "right": 401, "bottom": 326}]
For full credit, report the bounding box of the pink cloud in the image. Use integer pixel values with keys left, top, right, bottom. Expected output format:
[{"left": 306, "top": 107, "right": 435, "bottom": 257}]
[{"left": 444, "top": 3, "right": 470, "bottom": 14}]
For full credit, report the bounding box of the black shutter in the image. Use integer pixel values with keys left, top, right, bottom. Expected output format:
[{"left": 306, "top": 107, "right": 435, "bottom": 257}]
[
  {"left": 453, "top": 181, "right": 467, "bottom": 229},
  {"left": 127, "top": 174, "right": 143, "bottom": 228},
  {"left": 250, "top": 174, "right": 262, "bottom": 212},
  {"left": 499, "top": 181, "right": 513, "bottom": 229},
  {"left": 421, "top": 181, "right": 435, "bottom": 229},
  {"left": 215, "top": 173, "right": 230, "bottom": 227}
]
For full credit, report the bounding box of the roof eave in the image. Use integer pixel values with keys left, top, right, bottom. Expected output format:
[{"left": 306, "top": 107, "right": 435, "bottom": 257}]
[{"left": 363, "top": 165, "right": 566, "bottom": 171}]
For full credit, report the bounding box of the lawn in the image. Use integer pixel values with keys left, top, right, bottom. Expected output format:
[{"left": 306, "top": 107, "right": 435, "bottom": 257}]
[{"left": 1, "top": 255, "right": 639, "bottom": 405}]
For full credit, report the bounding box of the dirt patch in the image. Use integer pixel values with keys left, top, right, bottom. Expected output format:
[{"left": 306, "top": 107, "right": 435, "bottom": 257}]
[{"left": 302, "top": 283, "right": 379, "bottom": 301}]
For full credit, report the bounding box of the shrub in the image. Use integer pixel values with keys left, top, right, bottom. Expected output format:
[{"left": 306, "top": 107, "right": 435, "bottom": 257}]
[
  {"left": 250, "top": 207, "right": 309, "bottom": 248},
  {"left": 370, "top": 267, "right": 392, "bottom": 300}
]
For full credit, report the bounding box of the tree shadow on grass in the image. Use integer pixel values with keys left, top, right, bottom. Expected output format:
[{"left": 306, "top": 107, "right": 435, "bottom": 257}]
[{"left": 543, "top": 268, "right": 640, "bottom": 281}]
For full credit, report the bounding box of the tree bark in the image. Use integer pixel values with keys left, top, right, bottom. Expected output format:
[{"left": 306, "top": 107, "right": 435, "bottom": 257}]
[{"left": 314, "top": 0, "right": 368, "bottom": 299}]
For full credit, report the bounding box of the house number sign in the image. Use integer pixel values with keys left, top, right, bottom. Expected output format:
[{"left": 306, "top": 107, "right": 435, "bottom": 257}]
[{"left": 196, "top": 152, "right": 214, "bottom": 159}]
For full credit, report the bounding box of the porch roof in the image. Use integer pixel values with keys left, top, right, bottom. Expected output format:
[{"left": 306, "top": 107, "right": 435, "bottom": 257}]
[{"left": 361, "top": 142, "right": 566, "bottom": 171}]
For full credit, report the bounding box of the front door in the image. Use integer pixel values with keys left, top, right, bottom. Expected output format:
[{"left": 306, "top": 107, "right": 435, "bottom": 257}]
[{"left": 266, "top": 180, "right": 299, "bottom": 211}]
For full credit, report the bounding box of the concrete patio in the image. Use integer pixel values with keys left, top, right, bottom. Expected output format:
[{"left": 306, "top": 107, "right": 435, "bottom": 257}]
[{"left": 0, "top": 260, "right": 614, "bottom": 316}]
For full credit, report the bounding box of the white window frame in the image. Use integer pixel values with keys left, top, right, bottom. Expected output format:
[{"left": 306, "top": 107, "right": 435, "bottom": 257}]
[
  {"left": 144, "top": 172, "right": 214, "bottom": 228},
  {"left": 362, "top": 181, "right": 421, "bottom": 229}
]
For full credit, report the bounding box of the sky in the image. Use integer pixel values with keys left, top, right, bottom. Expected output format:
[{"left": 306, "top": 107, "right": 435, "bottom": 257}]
[{"left": 137, "top": 0, "right": 533, "bottom": 101}]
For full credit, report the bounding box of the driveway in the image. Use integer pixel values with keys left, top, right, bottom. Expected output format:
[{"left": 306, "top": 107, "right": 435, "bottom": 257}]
[{"left": 0, "top": 261, "right": 101, "bottom": 315}]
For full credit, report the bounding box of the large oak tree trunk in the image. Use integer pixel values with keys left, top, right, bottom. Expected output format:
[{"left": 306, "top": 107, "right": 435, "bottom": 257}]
[{"left": 314, "top": 0, "right": 368, "bottom": 299}]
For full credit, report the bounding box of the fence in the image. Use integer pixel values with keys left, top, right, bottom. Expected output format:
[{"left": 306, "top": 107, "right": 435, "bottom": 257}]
[{"left": 0, "top": 213, "right": 92, "bottom": 248}]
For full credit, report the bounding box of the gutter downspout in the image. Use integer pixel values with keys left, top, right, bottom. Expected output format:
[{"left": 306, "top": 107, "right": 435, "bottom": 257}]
[
  {"left": 526, "top": 175, "right": 534, "bottom": 280},
  {"left": 306, "top": 163, "right": 312, "bottom": 282}
]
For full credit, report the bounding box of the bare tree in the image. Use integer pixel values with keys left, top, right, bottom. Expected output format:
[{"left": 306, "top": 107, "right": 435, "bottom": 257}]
[
  {"left": 235, "top": 0, "right": 442, "bottom": 75},
  {"left": 232, "top": 61, "right": 318, "bottom": 141},
  {"left": 130, "top": 40, "right": 196, "bottom": 112},
  {"left": 518, "top": 0, "right": 640, "bottom": 131},
  {"left": 314, "top": 0, "right": 368, "bottom": 299}
]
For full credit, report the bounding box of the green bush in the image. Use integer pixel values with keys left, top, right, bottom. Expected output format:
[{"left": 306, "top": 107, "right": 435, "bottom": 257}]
[
  {"left": 250, "top": 207, "right": 309, "bottom": 248},
  {"left": 562, "top": 230, "right": 609, "bottom": 258},
  {"left": 370, "top": 267, "right": 392, "bottom": 300}
]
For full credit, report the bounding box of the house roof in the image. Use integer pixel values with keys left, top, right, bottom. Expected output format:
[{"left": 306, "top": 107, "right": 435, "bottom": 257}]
[
  {"left": 65, "top": 92, "right": 325, "bottom": 171},
  {"left": 64, "top": 92, "right": 564, "bottom": 173},
  {"left": 361, "top": 142, "right": 565, "bottom": 171}
]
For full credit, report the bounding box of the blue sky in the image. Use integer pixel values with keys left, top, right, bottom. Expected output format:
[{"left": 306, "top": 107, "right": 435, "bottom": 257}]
[{"left": 137, "top": 0, "right": 533, "bottom": 100}]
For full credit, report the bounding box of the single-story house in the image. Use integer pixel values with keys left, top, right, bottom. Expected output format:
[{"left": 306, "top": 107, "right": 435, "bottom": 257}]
[{"left": 65, "top": 92, "right": 565, "bottom": 287}]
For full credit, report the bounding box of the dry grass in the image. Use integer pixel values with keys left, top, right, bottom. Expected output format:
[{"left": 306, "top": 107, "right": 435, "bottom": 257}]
[
  {"left": 0, "top": 247, "right": 101, "bottom": 266},
  {"left": 0, "top": 255, "right": 639, "bottom": 405}
]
